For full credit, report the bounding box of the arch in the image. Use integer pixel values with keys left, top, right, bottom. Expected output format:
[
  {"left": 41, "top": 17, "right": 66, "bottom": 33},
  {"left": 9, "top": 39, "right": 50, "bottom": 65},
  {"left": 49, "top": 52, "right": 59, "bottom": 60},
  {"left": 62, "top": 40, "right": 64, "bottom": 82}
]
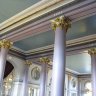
[{"left": 4, "top": 61, "right": 14, "bottom": 78}]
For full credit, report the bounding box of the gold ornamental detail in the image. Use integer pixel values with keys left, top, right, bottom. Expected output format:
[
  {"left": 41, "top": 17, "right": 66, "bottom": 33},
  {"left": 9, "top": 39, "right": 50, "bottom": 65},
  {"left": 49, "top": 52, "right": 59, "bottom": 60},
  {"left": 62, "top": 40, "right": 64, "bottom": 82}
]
[
  {"left": 88, "top": 48, "right": 96, "bottom": 55},
  {"left": 51, "top": 16, "right": 71, "bottom": 32},
  {"left": 26, "top": 60, "right": 32, "bottom": 66},
  {"left": 0, "top": 39, "right": 13, "bottom": 49},
  {"left": 40, "top": 57, "right": 50, "bottom": 64}
]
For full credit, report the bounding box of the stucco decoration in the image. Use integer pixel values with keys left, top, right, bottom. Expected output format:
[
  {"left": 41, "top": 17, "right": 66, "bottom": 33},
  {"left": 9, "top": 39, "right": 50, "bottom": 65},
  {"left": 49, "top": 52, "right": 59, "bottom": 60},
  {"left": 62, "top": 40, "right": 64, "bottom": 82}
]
[{"left": 31, "top": 67, "right": 40, "bottom": 80}]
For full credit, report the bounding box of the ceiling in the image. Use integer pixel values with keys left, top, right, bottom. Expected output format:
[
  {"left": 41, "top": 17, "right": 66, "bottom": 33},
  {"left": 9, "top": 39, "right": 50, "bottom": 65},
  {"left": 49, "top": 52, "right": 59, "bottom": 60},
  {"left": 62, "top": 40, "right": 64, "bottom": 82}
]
[
  {"left": 33, "top": 52, "right": 91, "bottom": 74},
  {"left": 0, "top": 0, "right": 40, "bottom": 23},
  {"left": 66, "top": 52, "right": 91, "bottom": 74},
  {"left": 13, "top": 13, "right": 95, "bottom": 74},
  {"left": 14, "top": 15, "right": 96, "bottom": 51}
]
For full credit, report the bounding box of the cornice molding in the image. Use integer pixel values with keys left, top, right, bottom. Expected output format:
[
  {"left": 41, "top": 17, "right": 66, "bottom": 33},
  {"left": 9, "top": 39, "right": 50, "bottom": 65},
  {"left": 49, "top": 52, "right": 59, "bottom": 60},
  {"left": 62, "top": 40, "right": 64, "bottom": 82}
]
[
  {"left": 9, "top": 39, "right": 96, "bottom": 60},
  {"left": 10, "top": 34, "right": 96, "bottom": 59},
  {"left": 78, "top": 74, "right": 91, "bottom": 78},
  {"left": 66, "top": 68, "right": 80, "bottom": 75},
  {"left": 9, "top": 49, "right": 26, "bottom": 60},
  {"left": 0, "top": 0, "right": 75, "bottom": 34},
  {"left": 67, "top": 34, "right": 96, "bottom": 46},
  {"left": 23, "top": 34, "right": 96, "bottom": 54}
]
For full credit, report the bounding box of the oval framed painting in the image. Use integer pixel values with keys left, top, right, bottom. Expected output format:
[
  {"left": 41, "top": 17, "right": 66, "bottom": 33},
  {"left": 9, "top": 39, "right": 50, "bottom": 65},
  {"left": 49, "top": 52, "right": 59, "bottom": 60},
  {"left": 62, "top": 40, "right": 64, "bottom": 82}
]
[{"left": 31, "top": 67, "right": 40, "bottom": 80}]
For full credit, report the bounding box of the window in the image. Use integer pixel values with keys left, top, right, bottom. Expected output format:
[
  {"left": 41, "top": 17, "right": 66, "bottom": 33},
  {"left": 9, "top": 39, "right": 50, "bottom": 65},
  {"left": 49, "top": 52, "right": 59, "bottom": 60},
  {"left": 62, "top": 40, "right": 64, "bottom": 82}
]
[{"left": 84, "top": 82, "right": 92, "bottom": 96}]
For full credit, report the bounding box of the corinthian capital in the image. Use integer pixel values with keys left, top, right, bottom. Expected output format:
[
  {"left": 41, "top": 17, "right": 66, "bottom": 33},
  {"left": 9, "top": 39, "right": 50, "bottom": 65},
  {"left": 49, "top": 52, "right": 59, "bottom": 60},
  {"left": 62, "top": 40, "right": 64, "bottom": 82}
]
[
  {"left": 51, "top": 16, "right": 71, "bottom": 32},
  {"left": 40, "top": 57, "right": 50, "bottom": 64},
  {"left": 0, "top": 39, "right": 13, "bottom": 49},
  {"left": 26, "top": 60, "right": 32, "bottom": 66},
  {"left": 88, "top": 48, "right": 96, "bottom": 55}
]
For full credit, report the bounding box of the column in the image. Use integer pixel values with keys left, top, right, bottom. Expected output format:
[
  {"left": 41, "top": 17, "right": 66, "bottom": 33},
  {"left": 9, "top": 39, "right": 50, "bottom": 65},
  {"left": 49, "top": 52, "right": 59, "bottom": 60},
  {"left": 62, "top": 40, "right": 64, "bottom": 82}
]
[
  {"left": 0, "top": 39, "right": 13, "bottom": 94},
  {"left": 51, "top": 16, "right": 71, "bottom": 96},
  {"left": 22, "top": 60, "right": 32, "bottom": 96},
  {"left": 39, "top": 57, "right": 50, "bottom": 96},
  {"left": 88, "top": 48, "right": 96, "bottom": 96}
]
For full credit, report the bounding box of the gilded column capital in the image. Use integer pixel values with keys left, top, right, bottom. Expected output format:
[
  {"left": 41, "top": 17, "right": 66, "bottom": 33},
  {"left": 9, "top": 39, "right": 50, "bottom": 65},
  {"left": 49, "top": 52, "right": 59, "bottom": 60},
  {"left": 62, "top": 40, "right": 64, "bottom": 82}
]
[
  {"left": 26, "top": 60, "right": 32, "bottom": 66},
  {"left": 88, "top": 48, "right": 96, "bottom": 55},
  {"left": 51, "top": 16, "right": 71, "bottom": 32},
  {"left": 40, "top": 57, "right": 50, "bottom": 64},
  {"left": 0, "top": 39, "right": 13, "bottom": 49}
]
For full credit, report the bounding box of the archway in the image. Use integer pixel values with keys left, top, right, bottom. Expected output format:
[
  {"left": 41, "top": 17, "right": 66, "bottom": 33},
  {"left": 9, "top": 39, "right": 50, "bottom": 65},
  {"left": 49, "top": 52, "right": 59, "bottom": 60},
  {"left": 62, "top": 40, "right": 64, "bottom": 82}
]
[{"left": 4, "top": 61, "right": 14, "bottom": 79}]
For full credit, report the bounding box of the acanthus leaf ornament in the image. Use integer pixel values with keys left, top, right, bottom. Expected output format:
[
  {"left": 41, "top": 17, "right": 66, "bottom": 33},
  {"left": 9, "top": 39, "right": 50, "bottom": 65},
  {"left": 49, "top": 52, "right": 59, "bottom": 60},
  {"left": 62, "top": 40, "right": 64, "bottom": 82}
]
[
  {"left": 39, "top": 57, "right": 50, "bottom": 64},
  {"left": 26, "top": 60, "right": 32, "bottom": 66},
  {"left": 88, "top": 48, "right": 96, "bottom": 55},
  {"left": 0, "top": 39, "right": 13, "bottom": 49},
  {"left": 51, "top": 16, "right": 71, "bottom": 32}
]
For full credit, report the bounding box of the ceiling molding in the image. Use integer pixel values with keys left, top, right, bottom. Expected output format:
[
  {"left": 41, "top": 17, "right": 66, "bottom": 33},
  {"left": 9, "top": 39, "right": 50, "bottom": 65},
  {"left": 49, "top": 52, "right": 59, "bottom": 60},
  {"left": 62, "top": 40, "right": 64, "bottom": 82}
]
[
  {"left": 8, "top": 39, "right": 96, "bottom": 60},
  {"left": 78, "top": 74, "right": 91, "bottom": 78},
  {"left": 0, "top": 0, "right": 59, "bottom": 29},
  {"left": 9, "top": 34, "right": 96, "bottom": 59},
  {"left": 67, "top": 34, "right": 96, "bottom": 46},
  {"left": 25, "top": 41, "right": 96, "bottom": 59},
  {"left": 66, "top": 68, "right": 80, "bottom": 75},
  {"left": 12, "top": 33, "right": 96, "bottom": 55},
  {"left": 0, "top": 0, "right": 75, "bottom": 34},
  {"left": 1, "top": 0, "right": 96, "bottom": 42},
  {"left": 9, "top": 49, "right": 26, "bottom": 60}
]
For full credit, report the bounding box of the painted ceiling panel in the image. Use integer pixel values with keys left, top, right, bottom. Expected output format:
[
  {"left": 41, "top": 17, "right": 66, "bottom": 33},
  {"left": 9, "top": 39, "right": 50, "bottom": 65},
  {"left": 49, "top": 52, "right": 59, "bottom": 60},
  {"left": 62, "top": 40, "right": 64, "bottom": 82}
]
[
  {"left": 0, "top": 0, "right": 40, "bottom": 23},
  {"left": 66, "top": 53, "right": 91, "bottom": 74},
  {"left": 67, "top": 15, "right": 96, "bottom": 40},
  {"left": 14, "top": 15, "right": 96, "bottom": 51},
  {"left": 14, "top": 31, "right": 55, "bottom": 51}
]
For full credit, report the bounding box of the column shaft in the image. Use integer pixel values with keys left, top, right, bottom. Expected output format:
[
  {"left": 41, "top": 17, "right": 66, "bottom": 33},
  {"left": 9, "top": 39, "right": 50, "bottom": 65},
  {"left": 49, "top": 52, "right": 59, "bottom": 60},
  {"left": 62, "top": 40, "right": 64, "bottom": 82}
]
[
  {"left": 0, "top": 39, "right": 12, "bottom": 93},
  {"left": 22, "top": 65, "right": 29, "bottom": 96},
  {"left": 22, "top": 60, "right": 32, "bottom": 96},
  {"left": 51, "top": 27, "right": 66, "bottom": 96},
  {"left": 40, "top": 64, "right": 47, "bottom": 96},
  {"left": 0, "top": 48, "right": 8, "bottom": 92},
  {"left": 51, "top": 16, "right": 71, "bottom": 96},
  {"left": 91, "top": 55, "right": 96, "bottom": 96}
]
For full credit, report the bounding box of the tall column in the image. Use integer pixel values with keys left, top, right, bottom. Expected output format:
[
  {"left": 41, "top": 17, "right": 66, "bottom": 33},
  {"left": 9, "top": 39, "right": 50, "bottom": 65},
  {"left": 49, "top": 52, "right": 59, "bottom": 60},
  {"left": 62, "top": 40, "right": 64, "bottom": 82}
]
[
  {"left": 88, "top": 48, "right": 96, "bottom": 96},
  {"left": 51, "top": 16, "right": 71, "bottom": 96},
  {"left": 0, "top": 39, "right": 13, "bottom": 93},
  {"left": 22, "top": 60, "right": 32, "bottom": 96},
  {"left": 39, "top": 57, "right": 50, "bottom": 96}
]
